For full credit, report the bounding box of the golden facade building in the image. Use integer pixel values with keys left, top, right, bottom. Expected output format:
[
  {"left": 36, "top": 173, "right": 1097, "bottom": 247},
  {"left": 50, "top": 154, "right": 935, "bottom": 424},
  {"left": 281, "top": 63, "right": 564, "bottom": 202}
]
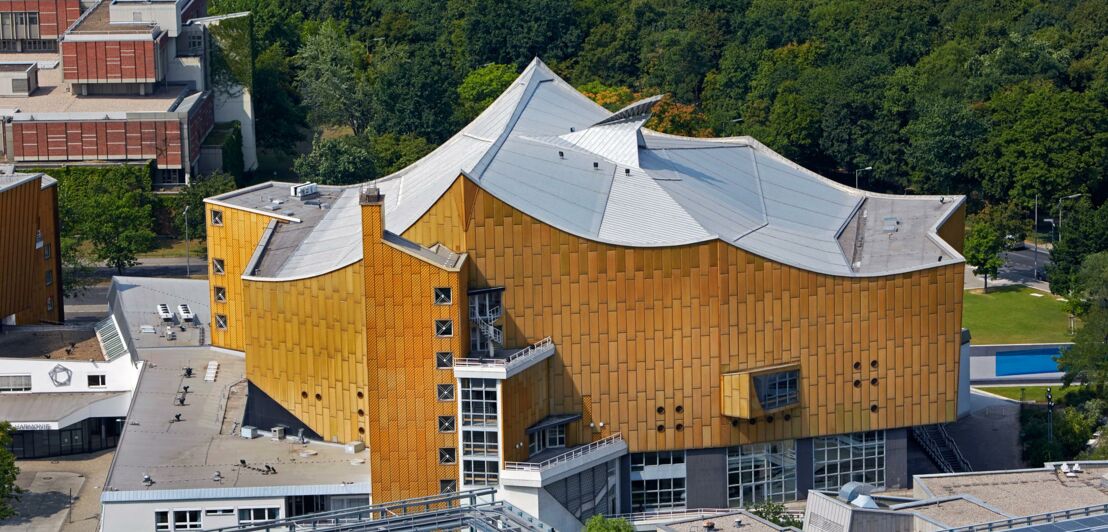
[
  {"left": 205, "top": 59, "right": 966, "bottom": 525},
  {"left": 1, "top": 172, "right": 62, "bottom": 325}
]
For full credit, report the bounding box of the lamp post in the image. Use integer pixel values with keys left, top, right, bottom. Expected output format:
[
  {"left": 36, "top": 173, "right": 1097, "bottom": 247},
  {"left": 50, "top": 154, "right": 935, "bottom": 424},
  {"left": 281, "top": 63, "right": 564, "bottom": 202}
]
[
  {"left": 182, "top": 205, "right": 190, "bottom": 277},
  {"left": 1058, "top": 193, "right": 1085, "bottom": 244},
  {"left": 854, "top": 166, "right": 872, "bottom": 190}
]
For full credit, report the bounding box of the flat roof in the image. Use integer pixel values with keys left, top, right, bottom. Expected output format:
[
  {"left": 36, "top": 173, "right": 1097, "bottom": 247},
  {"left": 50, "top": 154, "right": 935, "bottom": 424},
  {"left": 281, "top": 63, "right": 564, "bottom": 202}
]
[
  {"left": 0, "top": 328, "right": 104, "bottom": 361},
  {"left": 657, "top": 511, "right": 785, "bottom": 531},
  {"left": 0, "top": 391, "right": 126, "bottom": 423},
  {"left": 915, "top": 465, "right": 1108, "bottom": 517},
  {"left": 68, "top": 1, "right": 157, "bottom": 35},
  {"left": 0, "top": 60, "right": 190, "bottom": 116},
  {"left": 104, "top": 347, "right": 370, "bottom": 494},
  {"left": 109, "top": 276, "right": 210, "bottom": 349},
  {"left": 896, "top": 496, "right": 1008, "bottom": 528},
  {"left": 0, "top": 172, "right": 54, "bottom": 192}
]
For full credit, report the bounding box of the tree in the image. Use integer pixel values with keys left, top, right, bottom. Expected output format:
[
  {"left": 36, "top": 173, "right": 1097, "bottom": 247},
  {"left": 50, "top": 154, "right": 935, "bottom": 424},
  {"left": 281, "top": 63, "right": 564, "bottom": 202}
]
[
  {"left": 1057, "top": 308, "right": 1108, "bottom": 390},
  {"left": 584, "top": 515, "right": 634, "bottom": 532},
  {"left": 749, "top": 501, "right": 803, "bottom": 528},
  {"left": 172, "top": 173, "right": 237, "bottom": 242},
  {"left": 964, "top": 212, "right": 1007, "bottom": 292},
  {"left": 59, "top": 236, "right": 94, "bottom": 298},
  {"left": 254, "top": 43, "right": 306, "bottom": 150},
  {"left": 1076, "top": 252, "right": 1108, "bottom": 309},
  {"left": 448, "top": 0, "right": 581, "bottom": 70},
  {"left": 370, "top": 133, "right": 435, "bottom": 177},
  {"left": 295, "top": 19, "right": 372, "bottom": 134},
  {"left": 0, "top": 422, "right": 20, "bottom": 519},
  {"left": 457, "top": 63, "right": 518, "bottom": 122},
  {"left": 366, "top": 43, "right": 458, "bottom": 142},
  {"left": 1048, "top": 200, "right": 1108, "bottom": 296},
  {"left": 294, "top": 135, "right": 376, "bottom": 185},
  {"left": 55, "top": 165, "right": 156, "bottom": 274},
  {"left": 974, "top": 80, "right": 1108, "bottom": 209}
]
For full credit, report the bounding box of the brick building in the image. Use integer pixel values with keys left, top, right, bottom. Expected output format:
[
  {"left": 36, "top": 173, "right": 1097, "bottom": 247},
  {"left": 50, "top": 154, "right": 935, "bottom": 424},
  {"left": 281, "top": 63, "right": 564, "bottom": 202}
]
[{"left": 0, "top": 0, "right": 252, "bottom": 187}]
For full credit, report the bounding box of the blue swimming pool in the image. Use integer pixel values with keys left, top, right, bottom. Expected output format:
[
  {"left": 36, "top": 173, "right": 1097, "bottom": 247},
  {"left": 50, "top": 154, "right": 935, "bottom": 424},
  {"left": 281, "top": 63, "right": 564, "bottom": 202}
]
[{"left": 995, "top": 347, "right": 1065, "bottom": 376}]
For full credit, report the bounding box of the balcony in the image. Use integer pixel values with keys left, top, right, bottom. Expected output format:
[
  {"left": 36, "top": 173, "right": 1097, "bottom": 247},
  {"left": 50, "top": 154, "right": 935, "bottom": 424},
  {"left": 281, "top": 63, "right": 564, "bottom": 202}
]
[
  {"left": 501, "top": 434, "right": 628, "bottom": 487},
  {"left": 453, "top": 337, "right": 555, "bottom": 380}
]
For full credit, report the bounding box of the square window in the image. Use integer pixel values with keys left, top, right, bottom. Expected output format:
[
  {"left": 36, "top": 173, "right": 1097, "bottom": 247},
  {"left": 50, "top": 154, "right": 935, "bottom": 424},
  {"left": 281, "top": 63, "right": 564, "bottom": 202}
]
[
  {"left": 215, "top": 314, "right": 228, "bottom": 330},
  {"left": 212, "top": 258, "right": 225, "bottom": 275},
  {"left": 440, "top": 479, "right": 457, "bottom": 493},
  {"left": 155, "top": 511, "right": 170, "bottom": 531},
  {"left": 435, "top": 351, "right": 453, "bottom": 369},
  {"left": 435, "top": 320, "right": 453, "bottom": 337},
  {"left": 439, "top": 447, "right": 457, "bottom": 464},
  {"left": 436, "top": 383, "right": 455, "bottom": 401},
  {"left": 433, "top": 287, "right": 452, "bottom": 305},
  {"left": 173, "top": 509, "right": 201, "bottom": 530},
  {"left": 211, "top": 209, "right": 223, "bottom": 226},
  {"left": 87, "top": 375, "right": 106, "bottom": 388},
  {"left": 214, "top": 286, "right": 227, "bottom": 303},
  {"left": 438, "top": 416, "right": 455, "bottom": 433}
]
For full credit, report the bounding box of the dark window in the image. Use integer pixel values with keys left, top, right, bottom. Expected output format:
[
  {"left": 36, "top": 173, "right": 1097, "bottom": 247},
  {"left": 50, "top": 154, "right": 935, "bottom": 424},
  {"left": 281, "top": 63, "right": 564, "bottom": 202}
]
[
  {"left": 433, "top": 287, "right": 452, "bottom": 305},
  {"left": 753, "top": 370, "right": 800, "bottom": 410},
  {"left": 439, "top": 447, "right": 457, "bottom": 464},
  {"left": 87, "top": 375, "right": 106, "bottom": 388},
  {"left": 435, "top": 351, "right": 453, "bottom": 369},
  {"left": 438, "top": 416, "right": 455, "bottom": 433},
  {"left": 440, "top": 479, "right": 457, "bottom": 493},
  {"left": 435, "top": 320, "right": 453, "bottom": 337},
  {"left": 215, "top": 314, "right": 228, "bottom": 329},
  {"left": 436, "top": 383, "right": 454, "bottom": 401},
  {"left": 212, "top": 258, "right": 225, "bottom": 275},
  {"left": 45, "top": 269, "right": 53, "bottom": 286},
  {"left": 214, "top": 286, "right": 227, "bottom": 302},
  {"left": 210, "top": 209, "right": 223, "bottom": 226}
]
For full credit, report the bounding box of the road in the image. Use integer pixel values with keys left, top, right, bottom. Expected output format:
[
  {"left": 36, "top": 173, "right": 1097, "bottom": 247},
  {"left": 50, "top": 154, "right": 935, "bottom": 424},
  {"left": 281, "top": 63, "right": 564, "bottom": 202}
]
[
  {"left": 64, "top": 257, "right": 206, "bottom": 322},
  {"left": 964, "top": 245, "right": 1051, "bottom": 292}
]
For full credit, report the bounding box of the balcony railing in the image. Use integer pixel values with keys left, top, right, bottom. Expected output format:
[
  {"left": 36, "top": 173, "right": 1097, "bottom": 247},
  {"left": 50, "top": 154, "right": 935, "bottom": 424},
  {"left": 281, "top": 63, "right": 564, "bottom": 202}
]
[
  {"left": 504, "top": 433, "right": 624, "bottom": 472},
  {"left": 455, "top": 337, "right": 554, "bottom": 369},
  {"left": 945, "top": 503, "right": 1108, "bottom": 532}
]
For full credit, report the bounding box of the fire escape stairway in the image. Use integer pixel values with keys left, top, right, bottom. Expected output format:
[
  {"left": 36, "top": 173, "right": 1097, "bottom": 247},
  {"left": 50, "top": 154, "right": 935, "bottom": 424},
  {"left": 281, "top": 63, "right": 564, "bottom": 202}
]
[
  {"left": 471, "top": 305, "right": 504, "bottom": 346},
  {"left": 912, "top": 424, "right": 973, "bottom": 473}
]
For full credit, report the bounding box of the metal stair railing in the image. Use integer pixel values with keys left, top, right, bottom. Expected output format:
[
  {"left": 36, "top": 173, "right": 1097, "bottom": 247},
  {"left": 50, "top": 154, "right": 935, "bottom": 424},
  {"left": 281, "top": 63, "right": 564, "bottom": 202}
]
[
  {"left": 937, "top": 423, "right": 974, "bottom": 472},
  {"left": 912, "top": 425, "right": 955, "bottom": 473},
  {"left": 504, "top": 433, "right": 623, "bottom": 472}
]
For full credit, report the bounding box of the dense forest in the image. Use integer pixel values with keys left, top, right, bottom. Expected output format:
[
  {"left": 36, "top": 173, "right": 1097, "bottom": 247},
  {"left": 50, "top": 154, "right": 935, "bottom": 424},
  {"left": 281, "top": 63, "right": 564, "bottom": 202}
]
[{"left": 202, "top": 0, "right": 1108, "bottom": 289}]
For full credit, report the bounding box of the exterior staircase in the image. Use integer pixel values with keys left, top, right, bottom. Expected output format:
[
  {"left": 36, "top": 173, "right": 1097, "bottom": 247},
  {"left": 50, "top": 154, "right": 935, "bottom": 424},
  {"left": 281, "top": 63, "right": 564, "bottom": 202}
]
[
  {"left": 471, "top": 305, "right": 504, "bottom": 346},
  {"left": 913, "top": 424, "right": 973, "bottom": 473}
]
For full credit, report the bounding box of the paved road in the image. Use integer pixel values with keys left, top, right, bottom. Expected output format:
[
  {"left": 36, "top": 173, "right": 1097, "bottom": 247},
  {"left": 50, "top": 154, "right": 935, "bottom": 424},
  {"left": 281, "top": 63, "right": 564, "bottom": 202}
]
[
  {"left": 964, "top": 246, "right": 1051, "bottom": 292},
  {"left": 0, "top": 471, "right": 84, "bottom": 532}
]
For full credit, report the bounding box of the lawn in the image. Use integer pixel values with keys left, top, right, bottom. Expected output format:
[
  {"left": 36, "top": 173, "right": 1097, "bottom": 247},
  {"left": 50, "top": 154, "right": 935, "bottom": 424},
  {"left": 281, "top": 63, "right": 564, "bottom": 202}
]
[
  {"left": 963, "top": 285, "right": 1074, "bottom": 344},
  {"left": 975, "top": 385, "right": 1084, "bottom": 404},
  {"left": 138, "top": 237, "right": 206, "bottom": 259}
]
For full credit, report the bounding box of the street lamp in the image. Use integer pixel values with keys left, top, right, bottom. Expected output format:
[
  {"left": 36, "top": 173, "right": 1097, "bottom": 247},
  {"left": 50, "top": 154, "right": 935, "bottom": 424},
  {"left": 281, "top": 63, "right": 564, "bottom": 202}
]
[
  {"left": 181, "top": 205, "right": 190, "bottom": 277},
  {"left": 1058, "top": 193, "right": 1086, "bottom": 244},
  {"left": 854, "top": 166, "right": 873, "bottom": 189}
]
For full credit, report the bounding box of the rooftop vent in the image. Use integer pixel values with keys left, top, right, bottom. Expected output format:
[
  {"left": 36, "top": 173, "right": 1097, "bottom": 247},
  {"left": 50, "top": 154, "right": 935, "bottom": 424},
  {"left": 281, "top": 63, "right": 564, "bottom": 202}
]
[
  {"left": 593, "top": 162, "right": 599, "bottom": 170},
  {"left": 291, "top": 183, "right": 318, "bottom": 198},
  {"left": 271, "top": 198, "right": 285, "bottom": 205},
  {"left": 282, "top": 210, "right": 295, "bottom": 216},
  {"left": 264, "top": 204, "right": 280, "bottom": 211},
  {"left": 624, "top": 168, "right": 631, "bottom": 175},
  {"left": 558, "top": 151, "right": 564, "bottom": 159},
  {"left": 882, "top": 216, "right": 899, "bottom": 233}
]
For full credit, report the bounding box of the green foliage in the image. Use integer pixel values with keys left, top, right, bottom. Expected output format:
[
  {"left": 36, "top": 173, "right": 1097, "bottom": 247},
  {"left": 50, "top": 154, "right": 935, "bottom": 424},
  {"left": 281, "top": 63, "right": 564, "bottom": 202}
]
[
  {"left": 172, "top": 173, "right": 237, "bottom": 242},
  {"left": 583, "top": 515, "right": 634, "bottom": 532},
  {"left": 365, "top": 43, "right": 457, "bottom": 142},
  {"left": 1021, "top": 396, "right": 1102, "bottom": 465},
  {"left": 457, "top": 63, "right": 518, "bottom": 122},
  {"left": 369, "top": 133, "right": 435, "bottom": 176},
  {"left": 1058, "top": 308, "right": 1108, "bottom": 389},
  {"left": 974, "top": 80, "right": 1108, "bottom": 209},
  {"left": 749, "top": 501, "right": 803, "bottom": 528},
  {"left": 964, "top": 208, "right": 1012, "bottom": 291},
  {"left": 1077, "top": 252, "right": 1108, "bottom": 309},
  {"left": 208, "top": 13, "right": 255, "bottom": 94},
  {"left": 294, "top": 134, "right": 376, "bottom": 185},
  {"left": 254, "top": 43, "right": 306, "bottom": 150},
  {"left": 1048, "top": 200, "right": 1108, "bottom": 296},
  {"left": 215, "top": 122, "right": 246, "bottom": 183},
  {"left": 448, "top": 0, "right": 581, "bottom": 70},
  {"left": 0, "top": 422, "right": 19, "bottom": 519},
  {"left": 295, "top": 19, "right": 372, "bottom": 135},
  {"left": 59, "top": 236, "right": 94, "bottom": 298},
  {"left": 49, "top": 164, "right": 157, "bottom": 274}
]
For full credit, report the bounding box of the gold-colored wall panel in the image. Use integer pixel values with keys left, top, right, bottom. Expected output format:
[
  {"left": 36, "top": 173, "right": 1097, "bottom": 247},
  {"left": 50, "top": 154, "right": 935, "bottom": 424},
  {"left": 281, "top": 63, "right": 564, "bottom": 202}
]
[
  {"left": 401, "top": 176, "right": 469, "bottom": 252},
  {"left": 453, "top": 186, "right": 964, "bottom": 455},
  {"left": 502, "top": 361, "right": 550, "bottom": 462},
  {"left": 362, "top": 198, "right": 467, "bottom": 504},
  {"left": 1, "top": 176, "right": 61, "bottom": 324},
  {"left": 938, "top": 203, "right": 966, "bottom": 254},
  {"left": 242, "top": 262, "right": 367, "bottom": 443},
  {"left": 205, "top": 204, "right": 278, "bottom": 351}
]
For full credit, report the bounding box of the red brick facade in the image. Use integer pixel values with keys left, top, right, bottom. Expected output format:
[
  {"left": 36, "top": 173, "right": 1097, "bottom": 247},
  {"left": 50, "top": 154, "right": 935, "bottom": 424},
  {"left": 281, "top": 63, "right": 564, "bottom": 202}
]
[
  {"left": 0, "top": 0, "right": 81, "bottom": 39},
  {"left": 13, "top": 119, "right": 183, "bottom": 168},
  {"left": 61, "top": 35, "right": 163, "bottom": 83},
  {"left": 187, "top": 92, "right": 214, "bottom": 163}
]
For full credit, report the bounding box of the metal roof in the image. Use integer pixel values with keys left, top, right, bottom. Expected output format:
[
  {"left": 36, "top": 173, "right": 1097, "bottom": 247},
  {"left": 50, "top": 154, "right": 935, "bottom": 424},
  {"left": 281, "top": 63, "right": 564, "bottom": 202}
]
[
  {"left": 208, "top": 58, "right": 963, "bottom": 279},
  {"left": 0, "top": 391, "right": 126, "bottom": 423},
  {"left": 375, "top": 58, "right": 964, "bottom": 277}
]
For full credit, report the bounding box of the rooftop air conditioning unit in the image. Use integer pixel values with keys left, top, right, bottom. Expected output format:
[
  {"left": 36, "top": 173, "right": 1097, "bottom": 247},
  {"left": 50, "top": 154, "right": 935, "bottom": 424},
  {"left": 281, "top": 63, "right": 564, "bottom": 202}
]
[
  {"left": 241, "top": 425, "right": 258, "bottom": 439},
  {"left": 291, "top": 183, "right": 318, "bottom": 198},
  {"left": 271, "top": 426, "right": 286, "bottom": 440}
]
